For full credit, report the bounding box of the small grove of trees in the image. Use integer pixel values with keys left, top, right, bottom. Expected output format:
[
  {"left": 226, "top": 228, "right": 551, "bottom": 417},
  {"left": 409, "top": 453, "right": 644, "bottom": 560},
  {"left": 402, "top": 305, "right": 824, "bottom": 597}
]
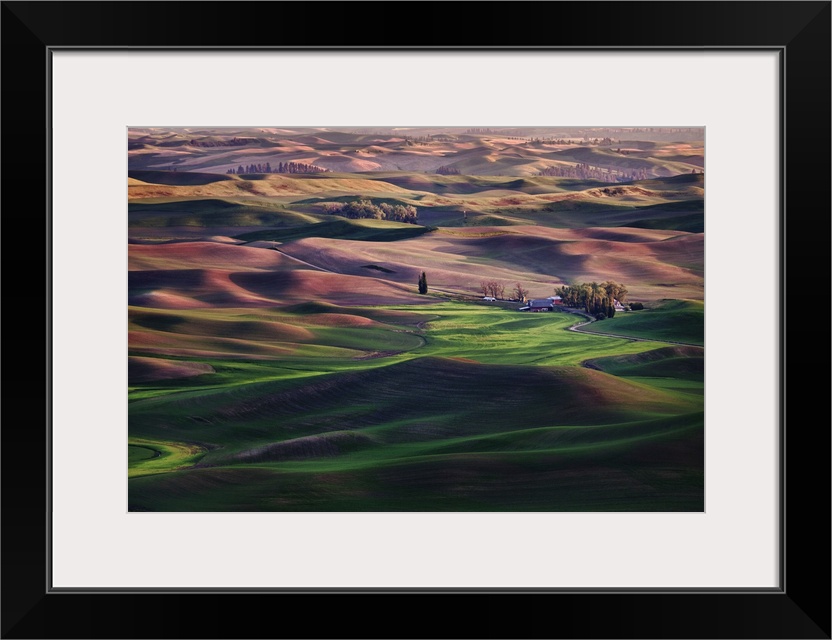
[
  {"left": 514, "top": 283, "right": 530, "bottom": 303},
  {"left": 629, "top": 302, "right": 644, "bottom": 311},
  {"left": 190, "top": 137, "right": 251, "bottom": 148},
  {"left": 402, "top": 135, "right": 433, "bottom": 145},
  {"left": 323, "top": 199, "right": 418, "bottom": 224},
  {"left": 436, "top": 165, "right": 461, "bottom": 175},
  {"left": 418, "top": 272, "right": 428, "bottom": 294},
  {"left": 479, "top": 280, "right": 506, "bottom": 299},
  {"left": 555, "top": 281, "right": 628, "bottom": 319},
  {"left": 538, "top": 162, "right": 650, "bottom": 183},
  {"left": 226, "top": 161, "right": 328, "bottom": 175}
]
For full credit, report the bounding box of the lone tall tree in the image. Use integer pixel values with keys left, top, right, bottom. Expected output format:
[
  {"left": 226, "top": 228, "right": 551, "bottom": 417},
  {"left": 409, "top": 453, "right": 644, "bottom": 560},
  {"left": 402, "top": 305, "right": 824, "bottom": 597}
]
[{"left": 418, "top": 272, "right": 428, "bottom": 295}]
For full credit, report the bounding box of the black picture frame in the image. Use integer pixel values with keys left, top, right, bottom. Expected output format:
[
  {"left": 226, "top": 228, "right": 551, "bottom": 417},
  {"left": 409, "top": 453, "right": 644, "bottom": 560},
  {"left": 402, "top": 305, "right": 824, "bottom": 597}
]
[{"left": 3, "top": 2, "right": 829, "bottom": 638}]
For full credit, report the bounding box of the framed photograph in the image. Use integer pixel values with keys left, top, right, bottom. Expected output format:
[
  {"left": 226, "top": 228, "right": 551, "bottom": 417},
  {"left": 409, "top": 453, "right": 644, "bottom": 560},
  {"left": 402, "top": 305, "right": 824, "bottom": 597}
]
[{"left": 4, "top": 1, "right": 829, "bottom": 638}]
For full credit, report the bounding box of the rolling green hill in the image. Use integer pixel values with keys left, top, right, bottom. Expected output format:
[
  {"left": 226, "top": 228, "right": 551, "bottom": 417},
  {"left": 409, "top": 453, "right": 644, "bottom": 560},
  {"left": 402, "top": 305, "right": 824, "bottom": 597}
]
[
  {"left": 235, "top": 218, "right": 434, "bottom": 243},
  {"left": 129, "top": 356, "right": 703, "bottom": 511},
  {"left": 129, "top": 170, "right": 234, "bottom": 186},
  {"left": 581, "top": 300, "right": 704, "bottom": 345},
  {"left": 129, "top": 198, "right": 317, "bottom": 228}
]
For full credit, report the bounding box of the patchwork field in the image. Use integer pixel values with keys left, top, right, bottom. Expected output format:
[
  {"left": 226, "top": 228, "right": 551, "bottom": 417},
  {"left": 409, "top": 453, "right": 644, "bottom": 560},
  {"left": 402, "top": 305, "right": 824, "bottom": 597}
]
[{"left": 128, "top": 127, "right": 704, "bottom": 511}]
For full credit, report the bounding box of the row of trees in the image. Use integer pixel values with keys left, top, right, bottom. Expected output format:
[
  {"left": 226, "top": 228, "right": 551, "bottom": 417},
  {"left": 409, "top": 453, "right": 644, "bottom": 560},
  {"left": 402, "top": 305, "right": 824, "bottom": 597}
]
[
  {"left": 581, "top": 137, "right": 615, "bottom": 146},
  {"left": 225, "top": 161, "right": 329, "bottom": 175},
  {"left": 189, "top": 137, "right": 251, "bottom": 148},
  {"left": 400, "top": 134, "right": 457, "bottom": 145},
  {"left": 526, "top": 137, "right": 617, "bottom": 146},
  {"left": 479, "top": 280, "right": 506, "bottom": 299},
  {"left": 478, "top": 280, "right": 530, "bottom": 302},
  {"left": 538, "top": 162, "right": 651, "bottom": 183},
  {"left": 323, "top": 199, "right": 419, "bottom": 224},
  {"left": 555, "top": 281, "right": 628, "bottom": 319},
  {"left": 435, "top": 165, "right": 461, "bottom": 175},
  {"left": 526, "top": 137, "right": 577, "bottom": 145},
  {"left": 618, "top": 127, "right": 700, "bottom": 134}
]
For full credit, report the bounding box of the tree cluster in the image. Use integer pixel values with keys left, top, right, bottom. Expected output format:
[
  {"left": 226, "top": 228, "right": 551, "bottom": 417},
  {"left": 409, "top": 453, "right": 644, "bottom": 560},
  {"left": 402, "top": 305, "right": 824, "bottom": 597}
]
[
  {"left": 526, "top": 137, "right": 575, "bottom": 145},
  {"left": 524, "top": 137, "right": 617, "bottom": 147},
  {"left": 618, "top": 128, "right": 699, "bottom": 134},
  {"left": 323, "top": 199, "right": 419, "bottom": 224},
  {"left": 479, "top": 280, "right": 506, "bottom": 299},
  {"left": 537, "top": 163, "right": 650, "bottom": 183},
  {"left": 226, "top": 161, "right": 328, "bottom": 175},
  {"left": 436, "top": 165, "right": 461, "bottom": 175},
  {"left": 555, "top": 281, "right": 628, "bottom": 319},
  {"left": 190, "top": 137, "right": 251, "bottom": 148},
  {"left": 402, "top": 135, "right": 432, "bottom": 145},
  {"left": 514, "top": 283, "right": 530, "bottom": 303},
  {"left": 577, "top": 137, "right": 615, "bottom": 146},
  {"left": 585, "top": 128, "right": 703, "bottom": 142}
]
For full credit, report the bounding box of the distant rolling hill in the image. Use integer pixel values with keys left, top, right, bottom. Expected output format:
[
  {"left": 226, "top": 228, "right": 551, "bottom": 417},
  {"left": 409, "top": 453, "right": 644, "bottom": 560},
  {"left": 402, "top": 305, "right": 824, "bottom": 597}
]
[
  {"left": 129, "top": 128, "right": 704, "bottom": 178},
  {"left": 128, "top": 171, "right": 702, "bottom": 238}
]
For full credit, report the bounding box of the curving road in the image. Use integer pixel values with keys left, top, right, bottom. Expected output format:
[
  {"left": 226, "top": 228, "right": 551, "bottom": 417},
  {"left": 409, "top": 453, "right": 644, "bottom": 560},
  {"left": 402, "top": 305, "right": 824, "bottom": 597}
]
[{"left": 562, "top": 309, "right": 702, "bottom": 348}]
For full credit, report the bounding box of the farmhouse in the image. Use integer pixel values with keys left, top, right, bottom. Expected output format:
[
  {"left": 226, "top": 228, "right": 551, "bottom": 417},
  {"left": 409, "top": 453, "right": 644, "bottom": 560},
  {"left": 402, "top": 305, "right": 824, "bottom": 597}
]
[
  {"left": 548, "top": 295, "right": 564, "bottom": 306},
  {"left": 526, "top": 299, "right": 554, "bottom": 312}
]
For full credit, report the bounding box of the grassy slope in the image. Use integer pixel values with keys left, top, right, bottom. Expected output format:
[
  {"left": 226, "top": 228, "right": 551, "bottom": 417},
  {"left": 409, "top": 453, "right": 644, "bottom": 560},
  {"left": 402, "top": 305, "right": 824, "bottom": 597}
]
[
  {"left": 580, "top": 300, "right": 704, "bottom": 345},
  {"left": 129, "top": 416, "right": 703, "bottom": 511},
  {"left": 585, "top": 345, "right": 703, "bottom": 379},
  {"left": 127, "top": 304, "right": 662, "bottom": 392},
  {"left": 129, "top": 356, "right": 702, "bottom": 511},
  {"left": 128, "top": 438, "right": 206, "bottom": 478},
  {"left": 129, "top": 198, "right": 318, "bottom": 228},
  {"left": 129, "top": 303, "right": 703, "bottom": 511},
  {"left": 128, "top": 170, "right": 234, "bottom": 186},
  {"left": 128, "top": 172, "right": 702, "bottom": 234},
  {"left": 262, "top": 227, "right": 703, "bottom": 302},
  {"left": 235, "top": 218, "right": 433, "bottom": 243}
]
